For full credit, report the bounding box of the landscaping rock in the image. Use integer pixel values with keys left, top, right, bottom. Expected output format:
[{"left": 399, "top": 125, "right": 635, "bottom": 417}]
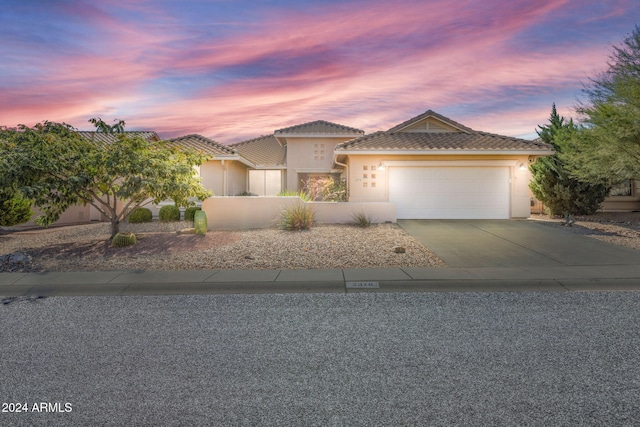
[
  {"left": 0, "top": 251, "right": 33, "bottom": 272},
  {"left": 392, "top": 246, "right": 406, "bottom": 254}
]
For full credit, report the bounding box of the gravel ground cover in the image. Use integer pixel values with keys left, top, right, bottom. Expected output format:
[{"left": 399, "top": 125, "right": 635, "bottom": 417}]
[
  {"left": 532, "top": 212, "right": 640, "bottom": 250},
  {"left": 0, "top": 221, "right": 445, "bottom": 272},
  {"left": 2, "top": 292, "right": 640, "bottom": 426}
]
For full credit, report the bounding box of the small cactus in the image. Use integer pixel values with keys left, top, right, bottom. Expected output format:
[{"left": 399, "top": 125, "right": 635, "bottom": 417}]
[
  {"left": 194, "top": 210, "right": 207, "bottom": 235},
  {"left": 112, "top": 232, "right": 136, "bottom": 247}
]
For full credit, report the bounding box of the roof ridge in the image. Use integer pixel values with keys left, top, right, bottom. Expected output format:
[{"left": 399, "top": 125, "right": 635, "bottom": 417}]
[
  {"left": 229, "top": 134, "right": 276, "bottom": 147},
  {"left": 387, "top": 110, "right": 475, "bottom": 133},
  {"left": 275, "top": 119, "right": 364, "bottom": 135}
]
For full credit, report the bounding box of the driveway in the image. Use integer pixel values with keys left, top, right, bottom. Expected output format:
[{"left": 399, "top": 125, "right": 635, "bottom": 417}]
[{"left": 398, "top": 219, "right": 640, "bottom": 268}]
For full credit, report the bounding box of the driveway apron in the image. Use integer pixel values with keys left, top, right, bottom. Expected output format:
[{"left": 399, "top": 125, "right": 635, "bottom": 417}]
[{"left": 398, "top": 219, "right": 640, "bottom": 268}]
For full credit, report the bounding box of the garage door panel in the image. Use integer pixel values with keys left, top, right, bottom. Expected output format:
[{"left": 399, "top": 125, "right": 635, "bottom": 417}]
[{"left": 389, "top": 167, "right": 510, "bottom": 219}]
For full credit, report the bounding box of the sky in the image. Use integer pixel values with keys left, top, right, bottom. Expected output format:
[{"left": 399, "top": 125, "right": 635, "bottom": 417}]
[{"left": 1, "top": 0, "right": 639, "bottom": 144}]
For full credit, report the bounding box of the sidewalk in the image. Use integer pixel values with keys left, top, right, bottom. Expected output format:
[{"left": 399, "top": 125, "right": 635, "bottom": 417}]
[{"left": 3, "top": 265, "right": 640, "bottom": 296}]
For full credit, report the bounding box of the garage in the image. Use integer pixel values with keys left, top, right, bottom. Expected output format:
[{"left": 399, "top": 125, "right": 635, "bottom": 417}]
[{"left": 389, "top": 166, "right": 511, "bottom": 219}]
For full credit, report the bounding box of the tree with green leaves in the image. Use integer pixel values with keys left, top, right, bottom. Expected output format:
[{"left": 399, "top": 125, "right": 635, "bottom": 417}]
[
  {"left": 529, "top": 104, "right": 606, "bottom": 222},
  {"left": 0, "top": 119, "right": 211, "bottom": 238},
  {"left": 559, "top": 26, "right": 640, "bottom": 185}
]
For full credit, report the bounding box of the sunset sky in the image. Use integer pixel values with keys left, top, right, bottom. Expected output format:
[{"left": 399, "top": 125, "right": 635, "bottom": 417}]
[{"left": 2, "top": 0, "right": 638, "bottom": 143}]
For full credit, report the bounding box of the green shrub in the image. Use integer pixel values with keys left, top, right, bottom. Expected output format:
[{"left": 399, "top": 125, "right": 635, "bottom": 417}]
[
  {"left": 184, "top": 206, "right": 201, "bottom": 221},
  {"left": 277, "top": 189, "right": 311, "bottom": 202},
  {"left": 128, "top": 207, "right": 153, "bottom": 223},
  {"left": 112, "top": 232, "right": 136, "bottom": 247},
  {"left": 351, "top": 211, "right": 372, "bottom": 228},
  {"left": 279, "top": 202, "right": 314, "bottom": 231},
  {"left": 0, "top": 190, "right": 32, "bottom": 226},
  {"left": 235, "top": 191, "right": 257, "bottom": 196},
  {"left": 159, "top": 205, "right": 181, "bottom": 222}
]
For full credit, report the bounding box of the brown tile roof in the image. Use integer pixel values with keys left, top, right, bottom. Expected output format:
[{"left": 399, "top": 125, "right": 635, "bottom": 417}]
[
  {"left": 275, "top": 120, "right": 364, "bottom": 136},
  {"left": 166, "top": 134, "right": 237, "bottom": 157},
  {"left": 335, "top": 130, "right": 554, "bottom": 153},
  {"left": 387, "top": 110, "right": 475, "bottom": 133},
  {"left": 77, "top": 131, "right": 160, "bottom": 145},
  {"left": 230, "top": 134, "right": 287, "bottom": 167}
]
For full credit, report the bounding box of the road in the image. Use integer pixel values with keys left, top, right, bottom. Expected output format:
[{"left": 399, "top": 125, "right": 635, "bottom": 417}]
[{"left": 2, "top": 292, "right": 640, "bottom": 426}]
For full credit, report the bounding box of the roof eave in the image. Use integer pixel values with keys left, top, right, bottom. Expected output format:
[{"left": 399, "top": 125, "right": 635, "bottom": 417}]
[{"left": 334, "top": 149, "right": 555, "bottom": 156}]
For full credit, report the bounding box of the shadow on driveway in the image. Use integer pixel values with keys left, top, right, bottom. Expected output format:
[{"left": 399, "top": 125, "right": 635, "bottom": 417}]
[{"left": 398, "top": 219, "right": 640, "bottom": 268}]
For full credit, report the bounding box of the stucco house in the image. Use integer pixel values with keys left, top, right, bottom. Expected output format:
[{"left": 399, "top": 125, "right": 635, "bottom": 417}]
[
  {"left": 184, "top": 110, "right": 554, "bottom": 221},
  {"left": 28, "top": 108, "right": 640, "bottom": 228}
]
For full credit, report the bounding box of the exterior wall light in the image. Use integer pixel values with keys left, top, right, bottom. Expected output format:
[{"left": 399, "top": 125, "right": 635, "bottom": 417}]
[
  {"left": 377, "top": 162, "right": 385, "bottom": 171},
  {"left": 519, "top": 163, "right": 527, "bottom": 171}
]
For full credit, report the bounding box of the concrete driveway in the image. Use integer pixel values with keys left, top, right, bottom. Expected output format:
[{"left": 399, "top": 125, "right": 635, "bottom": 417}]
[{"left": 398, "top": 219, "right": 640, "bottom": 268}]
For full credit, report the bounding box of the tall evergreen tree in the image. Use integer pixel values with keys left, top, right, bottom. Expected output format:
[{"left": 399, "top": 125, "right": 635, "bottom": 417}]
[
  {"left": 529, "top": 104, "right": 606, "bottom": 222},
  {"left": 560, "top": 26, "right": 640, "bottom": 184}
]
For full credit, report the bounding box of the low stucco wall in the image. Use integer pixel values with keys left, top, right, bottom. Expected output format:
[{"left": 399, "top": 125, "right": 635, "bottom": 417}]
[{"left": 201, "top": 197, "right": 396, "bottom": 230}]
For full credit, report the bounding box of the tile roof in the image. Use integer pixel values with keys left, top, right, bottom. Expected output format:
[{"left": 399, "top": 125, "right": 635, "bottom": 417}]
[
  {"left": 230, "top": 134, "right": 287, "bottom": 167},
  {"left": 165, "top": 134, "right": 237, "bottom": 157},
  {"left": 387, "top": 110, "right": 475, "bottom": 133},
  {"left": 77, "top": 131, "right": 159, "bottom": 145},
  {"left": 275, "top": 120, "right": 364, "bottom": 136},
  {"left": 335, "top": 131, "right": 554, "bottom": 152}
]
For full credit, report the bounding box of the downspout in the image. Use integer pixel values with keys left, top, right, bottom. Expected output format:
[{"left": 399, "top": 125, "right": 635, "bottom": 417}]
[
  {"left": 334, "top": 159, "right": 349, "bottom": 200},
  {"left": 221, "top": 159, "right": 227, "bottom": 196}
]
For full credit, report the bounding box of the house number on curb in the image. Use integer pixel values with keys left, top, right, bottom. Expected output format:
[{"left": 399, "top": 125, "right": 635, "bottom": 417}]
[{"left": 346, "top": 281, "right": 380, "bottom": 289}]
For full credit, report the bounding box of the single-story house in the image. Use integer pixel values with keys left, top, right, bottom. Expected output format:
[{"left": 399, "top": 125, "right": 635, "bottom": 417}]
[
  {"left": 17, "top": 109, "right": 640, "bottom": 228},
  {"left": 179, "top": 110, "right": 555, "bottom": 220}
]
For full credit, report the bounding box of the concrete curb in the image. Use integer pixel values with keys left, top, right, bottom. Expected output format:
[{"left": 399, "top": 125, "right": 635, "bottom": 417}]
[{"left": 2, "top": 268, "right": 640, "bottom": 296}]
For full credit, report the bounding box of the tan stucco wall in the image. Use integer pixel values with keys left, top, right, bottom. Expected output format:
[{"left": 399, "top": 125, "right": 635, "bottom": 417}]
[
  {"left": 23, "top": 203, "right": 92, "bottom": 227},
  {"left": 285, "top": 136, "right": 355, "bottom": 190},
  {"left": 200, "top": 160, "right": 248, "bottom": 196},
  {"left": 345, "top": 154, "right": 534, "bottom": 218},
  {"left": 202, "top": 197, "right": 396, "bottom": 229}
]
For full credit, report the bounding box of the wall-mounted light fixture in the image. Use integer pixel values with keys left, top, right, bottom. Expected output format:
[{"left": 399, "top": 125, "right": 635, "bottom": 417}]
[
  {"left": 377, "top": 162, "right": 385, "bottom": 171},
  {"left": 519, "top": 163, "right": 526, "bottom": 171}
]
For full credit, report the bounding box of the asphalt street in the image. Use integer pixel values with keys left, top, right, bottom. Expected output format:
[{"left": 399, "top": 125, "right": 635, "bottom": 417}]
[{"left": 2, "top": 292, "right": 640, "bottom": 426}]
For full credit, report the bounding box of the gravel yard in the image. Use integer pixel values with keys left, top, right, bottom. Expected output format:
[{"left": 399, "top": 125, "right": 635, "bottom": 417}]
[
  {"left": 0, "top": 221, "right": 445, "bottom": 272},
  {"left": 532, "top": 212, "right": 640, "bottom": 250}
]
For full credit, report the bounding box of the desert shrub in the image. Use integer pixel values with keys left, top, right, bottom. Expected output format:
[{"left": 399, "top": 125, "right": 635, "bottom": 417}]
[
  {"left": 159, "top": 205, "right": 181, "bottom": 222},
  {"left": 279, "top": 202, "right": 314, "bottom": 230},
  {"left": 302, "top": 175, "right": 346, "bottom": 201},
  {"left": 277, "top": 189, "right": 311, "bottom": 202},
  {"left": 128, "top": 207, "right": 153, "bottom": 223},
  {"left": 112, "top": 232, "right": 136, "bottom": 247},
  {"left": 184, "top": 206, "right": 201, "bottom": 221},
  {"left": 351, "top": 211, "right": 372, "bottom": 228}
]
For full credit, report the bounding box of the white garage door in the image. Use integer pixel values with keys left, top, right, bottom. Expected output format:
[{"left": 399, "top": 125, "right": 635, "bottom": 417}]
[{"left": 389, "top": 167, "right": 510, "bottom": 219}]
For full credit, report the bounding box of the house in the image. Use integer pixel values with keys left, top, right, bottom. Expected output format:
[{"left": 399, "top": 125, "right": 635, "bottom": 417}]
[
  {"left": 333, "top": 110, "right": 554, "bottom": 219},
  {"left": 15, "top": 110, "right": 572, "bottom": 228},
  {"left": 198, "top": 110, "right": 554, "bottom": 222}
]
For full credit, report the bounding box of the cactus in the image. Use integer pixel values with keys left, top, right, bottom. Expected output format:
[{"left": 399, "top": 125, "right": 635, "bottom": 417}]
[
  {"left": 112, "top": 232, "right": 136, "bottom": 247},
  {"left": 194, "top": 210, "right": 207, "bottom": 235}
]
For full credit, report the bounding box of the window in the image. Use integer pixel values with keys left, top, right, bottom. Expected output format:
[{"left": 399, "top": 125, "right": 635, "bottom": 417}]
[
  {"left": 609, "top": 180, "right": 633, "bottom": 197},
  {"left": 363, "top": 165, "right": 368, "bottom": 171},
  {"left": 363, "top": 174, "right": 368, "bottom": 179}
]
